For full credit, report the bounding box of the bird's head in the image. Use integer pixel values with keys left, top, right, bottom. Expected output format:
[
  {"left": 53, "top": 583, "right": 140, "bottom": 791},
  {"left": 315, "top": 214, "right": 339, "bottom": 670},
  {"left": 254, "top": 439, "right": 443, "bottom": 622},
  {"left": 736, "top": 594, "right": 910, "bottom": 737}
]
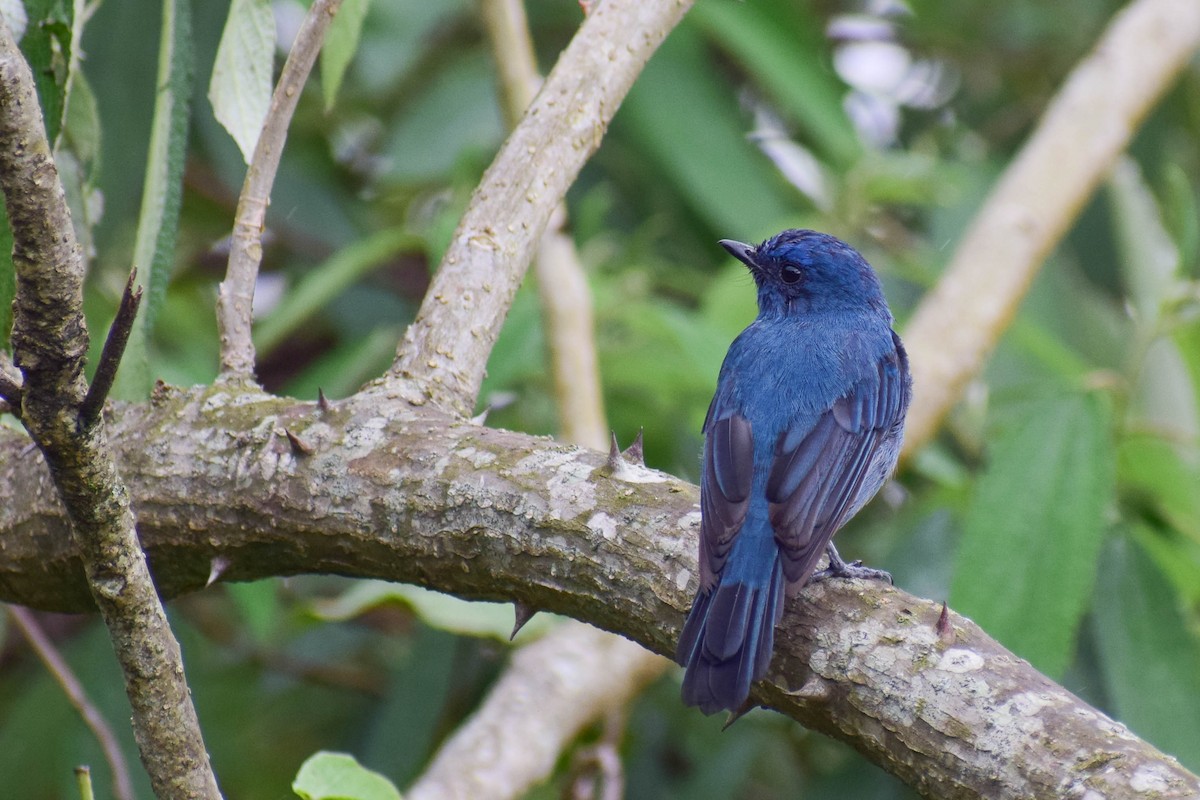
[{"left": 720, "top": 229, "right": 888, "bottom": 318}]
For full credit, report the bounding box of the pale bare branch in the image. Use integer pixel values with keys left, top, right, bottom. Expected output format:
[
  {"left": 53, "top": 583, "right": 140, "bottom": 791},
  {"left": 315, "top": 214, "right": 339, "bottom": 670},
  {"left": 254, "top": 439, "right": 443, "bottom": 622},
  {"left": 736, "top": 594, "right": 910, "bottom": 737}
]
[
  {"left": 388, "top": 0, "right": 693, "bottom": 415},
  {"left": 405, "top": 7, "right": 665, "bottom": 799},
  {"left": 901, "top": 0, "right": 1200, "bottom": 457},
  {"left": 406, "top": 623, "right": 661, "bottom": 800}
]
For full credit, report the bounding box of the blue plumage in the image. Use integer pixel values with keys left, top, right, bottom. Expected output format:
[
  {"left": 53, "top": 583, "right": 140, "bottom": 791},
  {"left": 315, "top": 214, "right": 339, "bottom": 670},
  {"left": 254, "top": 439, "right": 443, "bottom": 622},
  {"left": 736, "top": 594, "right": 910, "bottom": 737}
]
[{"left": 677, "top": 229, "right": 912, "bottom": 715}]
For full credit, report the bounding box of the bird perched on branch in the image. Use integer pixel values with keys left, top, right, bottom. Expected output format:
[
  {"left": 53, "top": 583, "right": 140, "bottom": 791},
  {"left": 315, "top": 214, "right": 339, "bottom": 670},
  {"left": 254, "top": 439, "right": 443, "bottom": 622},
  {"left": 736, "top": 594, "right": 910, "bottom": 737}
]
[{"left": 677, "top": 229, "right": 911, "bottom": 716}]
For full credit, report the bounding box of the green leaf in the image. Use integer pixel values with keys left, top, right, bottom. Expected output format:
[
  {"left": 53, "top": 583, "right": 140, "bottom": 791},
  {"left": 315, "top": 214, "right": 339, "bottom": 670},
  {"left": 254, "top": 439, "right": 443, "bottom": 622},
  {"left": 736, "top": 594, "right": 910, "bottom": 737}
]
[
  {"left": 1132, "top": 524, "right": 1200, "bottom": 611},
  {"left": 1108, "top": 156, "right": 1180, "bottom": 329},
  {"left": 311, "top": 581, "right": 559, "bottom": 643},
  {"left": 292, "top": 752, "right": 403, "bottom": 800},
  {"left": 691, "top": 0, "right": 859, "bottom": 167},
  {"left": 255, "top": 228, "right": 421, "bottom": 355},
  {"left": 117, "top": 0, "right": 193, "bottom": 398},
  {"left": 19, "top": 0, "right": 74, "bottom": 144},
  {"left": 1159, "top": 163, "right": 1199, "bottom": 276},
  {"left": 209, "top": 0, "right": 274, "bottom": 163},
  {"left": 1175, "top": 317, "right": 1200, "bottom": 406},
  {"left": 1107, "top": 157, "right": 1199, "bottom": 438},
  {"left": 61, "top": 62, "right": 102, "bottom": 170},
  {"left": 1118, "top": 434, "right": 1200, "bottom": 544},
  {"left": 56, "top": 71, "right": 104, "bottom": 263},
  {"left": 360, "top": 626, "right": 457, "bottom": 784},
  {"left": 320, "top": 0, "right": 370, "bottom": 110},
  {"left": 1092, "top": 535, "right": 1200, "bottom": 771},
  {"left": 951, "top": 392, "right": 1114, "bottom": 677},
  {"left": 1008, "top": 318, "right": 1093, "bottom": 382}
]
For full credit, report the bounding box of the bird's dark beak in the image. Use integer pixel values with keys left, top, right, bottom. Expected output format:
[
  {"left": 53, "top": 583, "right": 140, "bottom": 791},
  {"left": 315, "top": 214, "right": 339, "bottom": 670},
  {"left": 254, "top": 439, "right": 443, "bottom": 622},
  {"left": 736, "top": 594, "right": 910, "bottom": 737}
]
[{"left": 718, "top": 239, "right": 759, "bottom": 271}]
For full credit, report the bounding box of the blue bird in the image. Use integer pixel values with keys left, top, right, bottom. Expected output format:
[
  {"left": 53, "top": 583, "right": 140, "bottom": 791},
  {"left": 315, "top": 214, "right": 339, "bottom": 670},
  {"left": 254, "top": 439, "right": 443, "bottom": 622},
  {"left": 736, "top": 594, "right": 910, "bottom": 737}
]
[{"left": 676, "top": 229, "right": 911, "bottom": 716}]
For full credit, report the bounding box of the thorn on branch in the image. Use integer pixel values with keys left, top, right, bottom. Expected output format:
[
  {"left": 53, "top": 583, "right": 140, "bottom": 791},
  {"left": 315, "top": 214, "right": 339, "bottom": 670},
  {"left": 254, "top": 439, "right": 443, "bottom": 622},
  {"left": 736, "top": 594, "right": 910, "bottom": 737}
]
[
  {"left": 317, "top": 387, "right": 331, "bottom": 413},
  {"left": 80, "top": 268, "right": 143, "bottom": 428},
  {"left": 936, "top": 601, "right": 954, "bottom": 645},
  {"left": 605, "top": 431, "right": 622, "bottom": 473},
  {"left": 285, "top": 428, "right": 314, "bottom": 456},
  {"left": 511, "top": 601, "right": 538, "bottom": 640},
  {"left": 602, "top": 431, "right": 650, "bottom": 481},
  {"left": 621, "top": 428, "right": 644, "bottom": 466},
  {"left": 721, "top": 699, "right": 755, "bottom": 731},
  {"left": 206, "top": 556, "right": 231, "bottom": 588},
  {"left": 470, "top": 406, "right": 491, "bottom": 426}
]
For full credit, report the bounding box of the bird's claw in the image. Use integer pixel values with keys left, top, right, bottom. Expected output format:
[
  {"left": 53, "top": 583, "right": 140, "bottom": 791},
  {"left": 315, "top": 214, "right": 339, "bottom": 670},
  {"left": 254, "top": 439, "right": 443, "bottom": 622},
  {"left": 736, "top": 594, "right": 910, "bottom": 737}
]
[
  {"left": 811, "top": 562, "right": 893, "bottom": 584},
  {"left": 811, "top": 543, "right": 893, "bottom": 584}
]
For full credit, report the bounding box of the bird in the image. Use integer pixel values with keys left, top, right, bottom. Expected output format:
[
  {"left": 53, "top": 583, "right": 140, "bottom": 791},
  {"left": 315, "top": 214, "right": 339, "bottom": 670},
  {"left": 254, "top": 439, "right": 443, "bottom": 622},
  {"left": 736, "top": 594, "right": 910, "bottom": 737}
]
[{"left": 676, "top": 229, "right": 911, "bottom": 716}]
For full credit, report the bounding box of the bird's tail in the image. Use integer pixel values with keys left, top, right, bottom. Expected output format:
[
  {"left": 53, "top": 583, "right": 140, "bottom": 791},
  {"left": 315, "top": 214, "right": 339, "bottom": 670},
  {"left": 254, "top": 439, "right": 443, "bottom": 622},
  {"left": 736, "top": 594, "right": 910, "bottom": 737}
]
[{"left": 676, "top": 557, "right": 785, "bottom": 715}]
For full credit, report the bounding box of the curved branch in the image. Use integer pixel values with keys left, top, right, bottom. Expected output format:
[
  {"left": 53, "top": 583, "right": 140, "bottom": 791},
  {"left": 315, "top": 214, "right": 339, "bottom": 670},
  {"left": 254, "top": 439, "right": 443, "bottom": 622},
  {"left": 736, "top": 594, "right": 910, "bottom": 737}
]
[
  {"left": 0, "top": 387, "right": 1195, "bottom": 799},
  {"left": 409, "top": 6, "right": 657, "bottom": 798},
  {"left": 388, "top": 0, "right": 693, "bottom": 414},
  {"left": 900, "top": 0, "right": 1200, "bottom": 457},
  {"left": 216, "top": 0, "right": 342, "bottom": 378}
]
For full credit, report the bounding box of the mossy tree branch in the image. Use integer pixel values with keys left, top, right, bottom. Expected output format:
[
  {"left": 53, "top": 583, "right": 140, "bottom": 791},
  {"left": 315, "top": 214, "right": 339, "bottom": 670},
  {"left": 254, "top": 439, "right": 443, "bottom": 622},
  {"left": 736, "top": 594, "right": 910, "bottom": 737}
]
[{"left": 0, "top": 388, "right": 1195, "bottom": 799}]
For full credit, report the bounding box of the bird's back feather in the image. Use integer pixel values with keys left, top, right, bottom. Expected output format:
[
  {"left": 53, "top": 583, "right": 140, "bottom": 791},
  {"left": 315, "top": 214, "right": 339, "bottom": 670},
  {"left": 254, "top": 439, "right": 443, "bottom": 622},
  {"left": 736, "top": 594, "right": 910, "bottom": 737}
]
[{"left": 677, "top": 230, "right": 911, "bottom": 716}]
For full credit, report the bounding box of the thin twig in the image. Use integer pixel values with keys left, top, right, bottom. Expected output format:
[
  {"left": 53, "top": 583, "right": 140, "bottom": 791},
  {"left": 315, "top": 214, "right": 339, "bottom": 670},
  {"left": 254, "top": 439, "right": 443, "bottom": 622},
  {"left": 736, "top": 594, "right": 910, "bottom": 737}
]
[
  {"left": 0, "top": 20, "right": 222, "bottom": 799},
  {"left": 900, "top": 0, "right": 1200, "bottom": 458},
  {"left": 388, "top": 0, "right": 694, "bottom": 414},
  {"left": 8, "top": 606, "right": 136, "bottom": 800},
  {"left": 216, "top": 0, "right": 343, "bottom": 378},
  {"left": 80, "top": 269, "right": 143, "bottom": 427},
  {"left": 75, "top": 766, "right": 95, "bottom": 800}
]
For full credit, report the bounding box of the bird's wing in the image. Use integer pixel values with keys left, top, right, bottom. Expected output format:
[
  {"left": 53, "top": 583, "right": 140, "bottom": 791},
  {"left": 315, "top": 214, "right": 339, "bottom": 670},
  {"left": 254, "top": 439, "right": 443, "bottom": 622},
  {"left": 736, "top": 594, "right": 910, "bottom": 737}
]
[
  {"left": 697, "top": 388, "right": 754, "bottom": 591},
  {"left": 766, "top": 337, "right": 910, "bottom": 584}
]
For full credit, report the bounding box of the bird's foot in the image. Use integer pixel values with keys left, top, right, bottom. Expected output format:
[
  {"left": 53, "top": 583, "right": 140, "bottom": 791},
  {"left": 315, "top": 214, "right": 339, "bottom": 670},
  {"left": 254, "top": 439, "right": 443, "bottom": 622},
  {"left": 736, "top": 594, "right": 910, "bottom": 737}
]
[{"left": 810, "top": 542, "right": 892, "bottom": 584}]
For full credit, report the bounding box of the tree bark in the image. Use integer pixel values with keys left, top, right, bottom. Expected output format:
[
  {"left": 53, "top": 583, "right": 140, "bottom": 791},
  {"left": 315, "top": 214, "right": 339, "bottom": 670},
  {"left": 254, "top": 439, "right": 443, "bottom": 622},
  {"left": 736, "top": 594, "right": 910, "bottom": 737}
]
[
  {"left": 0, "top": 20, "right": 221, "bottom": 799},
  {"left": 1, "top": 385, "right": 1195, "bottom": 800}
]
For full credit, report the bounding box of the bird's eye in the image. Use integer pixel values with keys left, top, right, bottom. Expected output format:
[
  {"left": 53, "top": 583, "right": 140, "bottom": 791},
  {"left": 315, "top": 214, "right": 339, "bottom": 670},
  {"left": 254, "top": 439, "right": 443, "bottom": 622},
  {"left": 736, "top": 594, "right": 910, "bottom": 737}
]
[{"left": 780, "top": 263, "right": 803, "bottom": 285}]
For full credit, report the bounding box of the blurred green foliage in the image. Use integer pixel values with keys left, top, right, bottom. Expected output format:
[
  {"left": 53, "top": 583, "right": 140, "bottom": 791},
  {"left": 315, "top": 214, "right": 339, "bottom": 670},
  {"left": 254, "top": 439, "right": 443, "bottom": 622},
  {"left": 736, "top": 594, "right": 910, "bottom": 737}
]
[{"left": 2, "top": 0, "right": 1200, "bottom": 797}]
